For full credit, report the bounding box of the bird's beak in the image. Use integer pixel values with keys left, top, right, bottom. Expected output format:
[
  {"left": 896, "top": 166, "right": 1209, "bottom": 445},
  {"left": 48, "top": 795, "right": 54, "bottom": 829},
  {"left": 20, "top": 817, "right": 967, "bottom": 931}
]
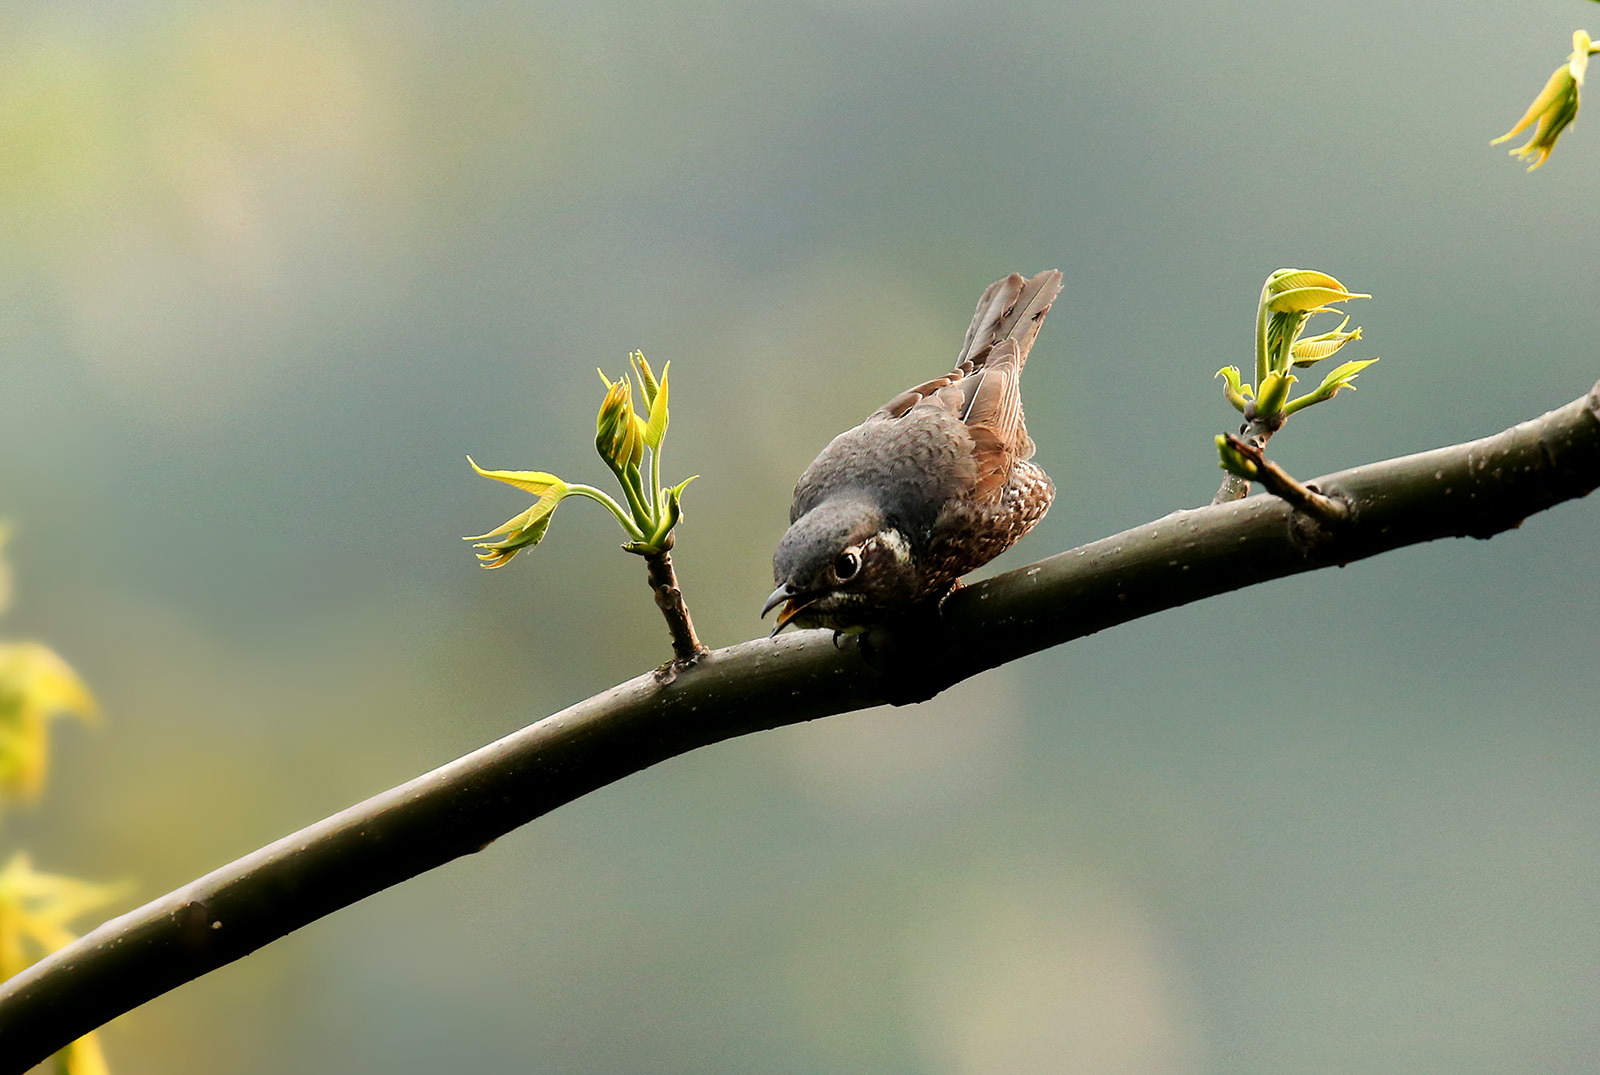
[
  {"left": 761, "top": 583, "right": 817, "bottom": 636},
  {"left": 761, "top": 584, "right": 792, "bottom": 618}
]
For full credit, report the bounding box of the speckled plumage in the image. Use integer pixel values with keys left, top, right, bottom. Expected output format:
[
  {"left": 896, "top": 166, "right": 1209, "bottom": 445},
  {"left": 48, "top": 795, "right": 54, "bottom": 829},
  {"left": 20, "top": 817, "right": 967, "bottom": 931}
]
[{"left": 765, "top": 270, "right": 1063, "bottom": 631}]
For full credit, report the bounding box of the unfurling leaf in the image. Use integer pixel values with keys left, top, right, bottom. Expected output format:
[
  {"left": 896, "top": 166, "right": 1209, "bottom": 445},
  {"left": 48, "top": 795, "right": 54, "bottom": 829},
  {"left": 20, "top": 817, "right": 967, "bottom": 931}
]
[
  {"left": 1264, "top": 269, "right": 1369, "bottom": 315},
  {"left": 465, "top": 459, "right": 567, "bottom": 498},
  {"left": 642, "top": 362, "right": 670, "bottom": 450},
  {"left": 1265, "top": 269, "right": 1348, "bottom": 295},
  {"left": 465, "top": 462, "right": 572, "bottom": 568},
  {"left": 1290, "top": 317, "right": 1363, "bottom": 367},
  {"left": 1253, "top": 371, "right": 1297, "bottom": 417},
  {"left": 1215, "top": 435, "right": 1260, "bottom": 480},
  {"left": 595, "top": 372, "right": 644, "bottom": 471},
  {"left": 1494, "top": 30, "right": 1595, "bottom": 171},
  {"left": 1221, "top": 269, "right": 1377, "bottom": 482},
  {"left": 1256, "top": 268, "right": 1370, "bottom": 383},
  {"left": 630, "top": 350, "right": 661, "bottom": 409},
  {"left": 1283, "top": 358, "right": 1380, "bottom": 416},
  {"left": 655, "top": 475, "right": 697, "bottom": 542},
  {"left": 1266, "top": 286, "right": 1370, "bottom": 314},
  {"left": 467, "top": 351, "right": 694, "bottom": 569},
  {"left": 595, "top": 373, "right": 645, "bottom": 473},
  {"left": 1216, "top": 366, "right": 1253, "bottom": 412}
]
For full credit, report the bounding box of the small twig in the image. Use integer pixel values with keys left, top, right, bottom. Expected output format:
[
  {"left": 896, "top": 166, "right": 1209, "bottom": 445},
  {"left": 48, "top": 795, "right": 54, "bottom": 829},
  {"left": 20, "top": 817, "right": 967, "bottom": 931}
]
[
  {"left": 643, "top": 546, "right": 707, "bottom": 671},
  {"left": 1220, "top": 433, "right": 1349, "bottom": 525},
  {"left": 1212, "top": 412, "right": 1283, "bottom": 503}
]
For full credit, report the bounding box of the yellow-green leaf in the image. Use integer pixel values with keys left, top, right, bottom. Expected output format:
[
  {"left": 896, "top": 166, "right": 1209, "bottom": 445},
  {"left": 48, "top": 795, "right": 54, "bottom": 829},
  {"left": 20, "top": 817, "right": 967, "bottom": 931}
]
[
  {"left": 630, "top": 350, "right": 660, "bottom": 409},
  {"left": 1215, "top": 435, "right": 1260, "bottom": 480},
  {"left": 1266, "top": 269, "right": 1349, "bottom": 295},
  {"left": 1314, "top": 357, "right": 1379, "bottom": 393},
  {"left": 1492, "top": 33, "right": 1590, "bottom": 171},
  {"left": 1266, "top": 285, "right": 1370, "bottom": 314},
  {"left": 637, "top": 474, "right": 697, "bottom": 552},
  {"left": 1281, "top": 358, "right": 1380, "bottom": 416},
  {"left": 1215, "top": 366, "right": 1252, "bottom": 412},
  {"left": 642, "top": 361, "right": 670, "bottom": 449},
  {"left": 1254, "top": 371, "right": 1296, "bottom": 416},
  {"left": 1290, "top": 317, "right": 1362, "bottom": 367},
  {"left": 466, "top": 458, "right": 568, "bottom": 498},
  {"left": 596, "top": 374, "right": 631, "bottom": 437},
  {"left": 595, "top": 374, "right": 645, "bottom": 473},
  {"left": 464, "top": 479, "right": 572, "bottom": 568},
  {"left": 464, "top": 470, "right": 576, "bottom": 566}
]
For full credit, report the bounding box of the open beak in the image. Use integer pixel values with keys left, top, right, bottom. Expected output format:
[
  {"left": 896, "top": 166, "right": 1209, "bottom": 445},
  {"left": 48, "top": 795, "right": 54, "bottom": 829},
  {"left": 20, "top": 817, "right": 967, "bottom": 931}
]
[{"left": 761, "top": 583, "right": 817, "bottom": 635}]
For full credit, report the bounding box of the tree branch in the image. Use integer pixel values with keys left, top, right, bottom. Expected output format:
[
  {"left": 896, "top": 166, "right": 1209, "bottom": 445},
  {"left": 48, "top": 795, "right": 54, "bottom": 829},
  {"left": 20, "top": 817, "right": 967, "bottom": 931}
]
[
  {"left": 1212, "top": 411, "right": 1282, "bottom": 503},
  {"left": 643, "top": 547, "right": 708, "bottom": 672},
  {"left": 1, "top": 383, "right": 1596, "bottom": 1070},
  {"left": 1219, "top": 432, "right": 1350, "bottom": 526}
]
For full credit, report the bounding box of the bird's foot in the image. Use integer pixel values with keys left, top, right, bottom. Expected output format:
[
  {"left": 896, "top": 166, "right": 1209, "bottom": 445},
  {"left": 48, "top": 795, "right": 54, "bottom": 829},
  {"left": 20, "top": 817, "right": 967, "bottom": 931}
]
[{"left": 934, "top": 580, "right": 964, "bottom": 616}]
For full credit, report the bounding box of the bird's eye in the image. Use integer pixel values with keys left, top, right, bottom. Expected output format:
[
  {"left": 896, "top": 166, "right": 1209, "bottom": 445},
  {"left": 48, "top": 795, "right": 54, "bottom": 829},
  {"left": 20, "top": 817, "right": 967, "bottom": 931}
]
[{"left": 833, "top": 549, "right": 861, "bottom": 581}]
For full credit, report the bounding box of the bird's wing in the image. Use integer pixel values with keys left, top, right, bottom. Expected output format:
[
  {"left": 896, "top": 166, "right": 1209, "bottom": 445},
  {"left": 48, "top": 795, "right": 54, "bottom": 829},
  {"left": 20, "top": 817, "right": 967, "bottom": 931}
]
[{"left": 937, "top": 339, "right": 1025, "bottom": 497}]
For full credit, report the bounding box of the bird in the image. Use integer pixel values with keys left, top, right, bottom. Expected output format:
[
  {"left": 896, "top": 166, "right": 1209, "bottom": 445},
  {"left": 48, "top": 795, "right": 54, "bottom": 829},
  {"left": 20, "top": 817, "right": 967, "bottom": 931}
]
[{"left": 763, "top": 269, "right": 1063, "bottom": 633}]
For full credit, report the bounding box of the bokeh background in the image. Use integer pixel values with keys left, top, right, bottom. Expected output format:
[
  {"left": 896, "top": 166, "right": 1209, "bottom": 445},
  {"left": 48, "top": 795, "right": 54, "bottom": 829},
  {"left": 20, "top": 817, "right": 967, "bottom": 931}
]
[{"left": 2, "top": 1, "right": 1597, "bottom": 1071}]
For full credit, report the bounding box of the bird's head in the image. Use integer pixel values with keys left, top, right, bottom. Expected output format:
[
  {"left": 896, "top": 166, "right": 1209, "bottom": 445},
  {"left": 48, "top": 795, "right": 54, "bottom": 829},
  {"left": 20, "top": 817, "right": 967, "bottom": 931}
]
[{"left": 763, "top": 496, "right": 919, "bottom": 632}]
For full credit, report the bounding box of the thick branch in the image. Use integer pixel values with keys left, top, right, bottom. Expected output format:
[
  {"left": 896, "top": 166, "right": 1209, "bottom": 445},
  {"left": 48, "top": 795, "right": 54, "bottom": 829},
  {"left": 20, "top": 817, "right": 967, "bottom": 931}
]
[{"left": 1, "top": 384, "right": 1596, "bottom": 1070}]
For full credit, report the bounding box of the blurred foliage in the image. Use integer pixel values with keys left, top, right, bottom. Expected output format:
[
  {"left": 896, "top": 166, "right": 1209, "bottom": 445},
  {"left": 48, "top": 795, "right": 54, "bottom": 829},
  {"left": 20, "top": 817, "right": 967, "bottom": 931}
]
[
  {"left": 0, "top": 640, "right": 98, "bottom": 807},
  {"left": 0, "top": 535, "right": 121, "bottom": 1073},
  {"left": 0, "top": 529, "right": 98, "bottom": 810}
]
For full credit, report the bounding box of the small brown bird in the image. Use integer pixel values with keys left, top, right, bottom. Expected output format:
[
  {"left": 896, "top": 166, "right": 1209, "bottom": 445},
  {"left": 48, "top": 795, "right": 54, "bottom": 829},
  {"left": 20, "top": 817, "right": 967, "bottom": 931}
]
[{"left": 763, "top": 269, "right": 1063, "bottom": 632}]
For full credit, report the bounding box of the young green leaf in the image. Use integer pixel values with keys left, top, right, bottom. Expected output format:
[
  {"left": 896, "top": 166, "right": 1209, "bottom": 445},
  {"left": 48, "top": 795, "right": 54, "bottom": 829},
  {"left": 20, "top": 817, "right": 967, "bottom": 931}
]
[
  {"left": 1216, "top": 366, "right": 1252, "bottom": 412},
  {"left": 1290, "top": 317, "right": 1362, "bottom": 367},
  {"left": 642, "top": 362, "right": 671, "bottom": 450},
  {"left": 465, "top": 458, "right": 568, "bottom": 498},
  {"left": 1494, "top": 30, "right": 1595, "bottom": 171},
  {"left": 1214, "top": 434, "right": 1260, "bottom": 480},
  {"left": 1265, "top": 269, "right": 1348, "bottom": 295},
  {"left": 1282, "top": 358, "right": 1380, "bottom": 416},
  {"left": 1253, "top": 370, "right": 1296, "bottom": 417},
  {"left": 630, "top": 350, "right": 661, "bottom": 409},
  {"left": 1266, "top": 286, "right": 1369, "bottom": 314}
]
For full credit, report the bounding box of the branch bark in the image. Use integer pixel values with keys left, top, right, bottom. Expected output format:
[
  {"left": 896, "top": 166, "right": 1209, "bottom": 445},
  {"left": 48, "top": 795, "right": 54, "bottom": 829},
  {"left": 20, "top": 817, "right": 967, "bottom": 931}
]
[
  {"left": 1, "top": 383, "right": 1597, "bottom": 1070},
  {"left": 1220, "top": 432, "right": 1350, "bottom": 526},
  {"left": 1213, "top": 410, "right": 1282, "bottom": 503},
  {"left": 643, "top": 547, "right": 708, "bottom": 670}
]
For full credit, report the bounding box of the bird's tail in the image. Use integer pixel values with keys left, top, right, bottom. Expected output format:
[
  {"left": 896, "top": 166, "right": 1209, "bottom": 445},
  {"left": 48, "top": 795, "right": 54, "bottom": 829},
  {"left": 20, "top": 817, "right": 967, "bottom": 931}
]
[{"left": 957, "top": 269, "right": 1063, "bottom": 372}]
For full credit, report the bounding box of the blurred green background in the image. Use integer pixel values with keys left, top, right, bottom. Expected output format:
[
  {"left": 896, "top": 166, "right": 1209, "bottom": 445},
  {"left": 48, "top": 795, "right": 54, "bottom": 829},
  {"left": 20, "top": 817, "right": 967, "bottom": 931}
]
[{"left": 2, "top": 1, "right": 1598, "bottom": 1071}]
